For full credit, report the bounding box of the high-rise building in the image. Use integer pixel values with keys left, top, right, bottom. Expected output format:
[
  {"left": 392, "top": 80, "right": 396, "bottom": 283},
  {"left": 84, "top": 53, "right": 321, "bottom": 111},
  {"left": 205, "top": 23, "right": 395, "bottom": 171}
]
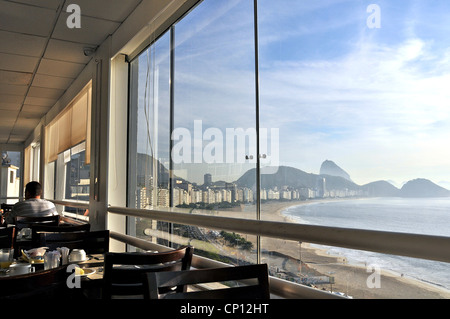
[{"left": 204, "top": 173, "right": 212, "bottom": 186}]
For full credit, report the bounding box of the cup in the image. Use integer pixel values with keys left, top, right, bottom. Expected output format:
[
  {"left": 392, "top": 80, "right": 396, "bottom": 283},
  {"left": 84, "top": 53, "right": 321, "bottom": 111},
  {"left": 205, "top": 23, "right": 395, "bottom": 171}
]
[
  {"left": 9, "top": 263, "right": 32, "bottom": 275},
  {"left": 69, "top": 249, "right": 86, "bottom": 263},
  {"left": 44, "top": 251, "right": 61, "bottom": 270},
  {"left": 0, "top": 248, "right": 14, "bottom": 269},
  {"left": 58, "top": 247, "right": 70, "bottom": 265}
]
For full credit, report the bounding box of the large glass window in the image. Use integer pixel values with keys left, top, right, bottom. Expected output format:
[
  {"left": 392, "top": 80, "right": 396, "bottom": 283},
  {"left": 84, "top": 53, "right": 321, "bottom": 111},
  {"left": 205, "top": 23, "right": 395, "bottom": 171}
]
[
  {"left": 1, "top": 150, "right": 21, "bottom": 204},
  {"left": 128, "top": 0, "right": 450, "bottom": 298},
  {"left": 173, "top": 0, "right": 257, "bottom": 264},
  {"left": 258, "top": 0, "right": 450, "bottom": 298},
  {"left": 130, "top": 0, "right": 258, "bottom": 264}
]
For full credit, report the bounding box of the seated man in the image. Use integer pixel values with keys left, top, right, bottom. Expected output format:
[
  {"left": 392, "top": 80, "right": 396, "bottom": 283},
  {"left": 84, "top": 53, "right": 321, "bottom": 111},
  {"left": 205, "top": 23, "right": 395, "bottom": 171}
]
[{"left": 5, "top": 181, "right": 58, "bottom": 225}]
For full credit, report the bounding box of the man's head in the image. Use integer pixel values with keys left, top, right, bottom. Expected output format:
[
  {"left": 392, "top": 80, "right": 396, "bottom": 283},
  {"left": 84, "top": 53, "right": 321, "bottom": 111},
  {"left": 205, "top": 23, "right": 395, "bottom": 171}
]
[{"left": 25, "top": 181, "right": 43, "bottom": 199}]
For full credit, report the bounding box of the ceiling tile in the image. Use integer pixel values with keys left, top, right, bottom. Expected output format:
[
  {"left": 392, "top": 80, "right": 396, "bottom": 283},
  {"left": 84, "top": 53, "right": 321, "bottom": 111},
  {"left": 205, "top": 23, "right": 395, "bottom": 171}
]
[
  {"left": 0, "top": 110, "right": 19, "bottom": 124},
  {"left": 7, "top": 135, "right": 28, "bottom": 143},
  {"left": 0, "top": 30, "right": 47, "bottom": 57},
  {"left": 0, "top": 84, "right": 28, "bottom": 96},
  {"left": 0, "top": 102, "right": 22, "bottom": 111},
  {"left": 24, "top": 96, "right": 57, "bottom": 107},
  {"left": 28, "top": 86, "right": 65, "bottom": 100},
  {"left": 16, "top": 115, "right": 41, "bottom": 126},
  {"left": 22, "top": 104, "right": 50, "bottom": 116},
  {"left": 52, "top": 13, "right": 120, "bottom": 45},
  {"left": 37, "top": 58, "right": 85, "bottom": 78},
  {"left": 8, "top": 0, "right": 62, "bottom": 10},
  {"left": 63, "top": 0, "right": 141, "bottom": 22},
  {"left": 32, "top": 74, "right": 74, "bottom": 90},
  {"left": 0, "top": 52, "right": 39, "bottom": 73},
  {"left": 0, "top": 70, "right": 33, "bottom": 85},
  {"left": 44, "top": 39, "right": 92, "bottom": 64},
  {"left": 0, "top": 94, "right": 24, "bottom": 104},
  {"left": 0, "top": 1, "right": 57, "bottom": 37},
  {"left": 0, "top": 126, "right": 13, "bottom": 134}
]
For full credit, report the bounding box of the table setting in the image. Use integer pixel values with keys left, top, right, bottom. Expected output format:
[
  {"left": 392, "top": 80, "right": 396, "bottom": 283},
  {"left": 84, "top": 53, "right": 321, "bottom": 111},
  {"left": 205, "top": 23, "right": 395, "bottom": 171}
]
[{"left": 0, "top": 246, "right": 103, "bottom": 279}]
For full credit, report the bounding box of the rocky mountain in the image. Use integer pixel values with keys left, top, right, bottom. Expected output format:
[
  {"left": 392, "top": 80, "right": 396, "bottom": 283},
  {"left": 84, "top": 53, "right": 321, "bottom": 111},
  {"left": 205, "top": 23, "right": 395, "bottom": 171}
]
[
  {"left": 235, "top": 162, "right": 450, "bottom": 198},
  {"left": 399, "top": 178, "right": 450, "bottom": 198},
  {"left": 361, "top": 180, "right": 400, "bottom": 197},
  {"left": 236, "top": 165, "right": 360, "bottom": 192},
  {"left": 320, "top": 160, "right": 352, "bottom": 181}
]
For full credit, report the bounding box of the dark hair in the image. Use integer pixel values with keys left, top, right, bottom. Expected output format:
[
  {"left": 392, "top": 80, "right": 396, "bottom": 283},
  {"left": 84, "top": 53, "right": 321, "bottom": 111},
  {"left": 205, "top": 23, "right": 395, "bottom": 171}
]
[{"left": 25, "top": 181, "right": 42, "bottom": 198}]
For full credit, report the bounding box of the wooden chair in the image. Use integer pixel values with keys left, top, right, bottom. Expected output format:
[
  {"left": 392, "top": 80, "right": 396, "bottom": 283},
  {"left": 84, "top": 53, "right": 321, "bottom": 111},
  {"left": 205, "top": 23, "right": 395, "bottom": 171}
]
[
  {"left": 0, "top": 265, "right": 69, "bottom": 299},
  {"left": 103, "top": 246, "right": 193, "bottom": 299},
  {"left": 0, "top": 227, "right": 15, "bottom": 249},
  {"left": 14, "top": 214, "right": 61, "bottom": 230},
  {"left": 144, "top": 263, "right": 270, "bottom": 299},
  {"left": 31, "top": 223, "right": 91, "bottom": 248},
  {"left": 35, "top": 230, "right": 109, "bottom": 254}
]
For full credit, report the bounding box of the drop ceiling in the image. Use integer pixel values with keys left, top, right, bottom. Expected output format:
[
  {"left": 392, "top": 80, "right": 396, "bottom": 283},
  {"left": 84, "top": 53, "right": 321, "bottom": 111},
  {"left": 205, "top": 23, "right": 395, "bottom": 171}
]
[{"left": 0, "top": 0, "right": 142, "bottom": 144}]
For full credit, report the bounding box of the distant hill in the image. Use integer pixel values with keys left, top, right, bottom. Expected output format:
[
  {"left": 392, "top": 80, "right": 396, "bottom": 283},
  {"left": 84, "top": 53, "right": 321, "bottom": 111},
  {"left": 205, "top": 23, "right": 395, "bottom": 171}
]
[
  {"left": 235, "top": 163, "right": 450, "bottom": 198},
  {"left": 236, "top": 165, "right": 360, "bottom": 192},
  {"left": 136, "top": 153, "right": 171, "bottom": 187},
  {"left": 362, "top": 180, "right": 400, "bottom": 197},
  {"left": 320, "top": 160, "right": 352, "bottom": 181},
  {"left": 400, "top": 178, "right": 450, "bottom": 198}
]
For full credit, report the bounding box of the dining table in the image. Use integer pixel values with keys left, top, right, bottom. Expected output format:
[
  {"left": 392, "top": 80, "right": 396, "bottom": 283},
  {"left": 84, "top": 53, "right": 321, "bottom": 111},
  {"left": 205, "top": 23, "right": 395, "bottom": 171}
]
[{"left": 0, "top": 251, "right": 106, "bottom": 299}]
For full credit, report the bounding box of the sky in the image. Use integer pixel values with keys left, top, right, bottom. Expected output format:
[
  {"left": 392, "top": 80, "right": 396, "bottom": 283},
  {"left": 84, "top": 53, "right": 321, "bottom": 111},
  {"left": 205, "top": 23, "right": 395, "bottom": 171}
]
[
  {"left": 257, "top": 0, "right": 450, "bottom": 186},
  {"left": 136, "top": 0, "right": 450, "bottom": 188}
]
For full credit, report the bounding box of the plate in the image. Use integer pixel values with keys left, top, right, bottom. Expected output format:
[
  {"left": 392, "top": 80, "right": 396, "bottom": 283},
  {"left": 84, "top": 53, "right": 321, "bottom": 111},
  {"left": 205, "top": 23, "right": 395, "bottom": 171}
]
[
  {"left": 75, "top": 268, "right": 96, "bottom": 277},
  {"left": 21, "top": 250, "right": 45, "bottom": 264}
]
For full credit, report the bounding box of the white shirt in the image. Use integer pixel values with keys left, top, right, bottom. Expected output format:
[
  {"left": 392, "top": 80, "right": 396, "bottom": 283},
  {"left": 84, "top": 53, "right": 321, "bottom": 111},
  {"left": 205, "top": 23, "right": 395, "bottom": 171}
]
[{"left": 6, "top": 198, "right": 58, "bottom": 224}]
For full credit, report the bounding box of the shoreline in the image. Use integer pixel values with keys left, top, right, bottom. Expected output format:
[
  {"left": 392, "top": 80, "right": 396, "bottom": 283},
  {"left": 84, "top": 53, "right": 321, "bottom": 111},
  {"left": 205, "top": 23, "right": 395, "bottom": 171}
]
[
  {"left": 214, "top": 199, "right": 450, "bottom": 298},
  {"left": 263, "top": 199, "right": 450, "bottom": 299}
]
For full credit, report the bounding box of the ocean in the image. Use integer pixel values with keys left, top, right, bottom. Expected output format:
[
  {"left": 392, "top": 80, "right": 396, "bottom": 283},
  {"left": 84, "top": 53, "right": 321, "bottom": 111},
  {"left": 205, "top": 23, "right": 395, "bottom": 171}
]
[{"left": 282, "top": 197, "right": 450, "bottom": 291}]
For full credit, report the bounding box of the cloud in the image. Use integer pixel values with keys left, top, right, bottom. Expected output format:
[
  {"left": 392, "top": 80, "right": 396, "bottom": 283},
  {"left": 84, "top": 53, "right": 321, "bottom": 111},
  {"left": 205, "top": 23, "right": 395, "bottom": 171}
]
[{"left": 258, "top": 33, "right": 450, "bottom": 183}]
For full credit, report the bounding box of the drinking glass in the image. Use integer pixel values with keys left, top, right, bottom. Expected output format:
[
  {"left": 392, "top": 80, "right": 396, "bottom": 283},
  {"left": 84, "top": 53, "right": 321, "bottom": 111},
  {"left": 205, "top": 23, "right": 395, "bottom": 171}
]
[{"left": 0, "top": 248, "right": 14, "bottom": 269}]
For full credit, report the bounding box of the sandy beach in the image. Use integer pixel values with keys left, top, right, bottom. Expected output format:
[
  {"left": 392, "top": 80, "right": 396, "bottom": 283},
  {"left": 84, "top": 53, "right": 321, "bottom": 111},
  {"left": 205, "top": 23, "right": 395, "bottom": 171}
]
[{"left": 258, "top": 200, "right": 450, "bottom": 299}]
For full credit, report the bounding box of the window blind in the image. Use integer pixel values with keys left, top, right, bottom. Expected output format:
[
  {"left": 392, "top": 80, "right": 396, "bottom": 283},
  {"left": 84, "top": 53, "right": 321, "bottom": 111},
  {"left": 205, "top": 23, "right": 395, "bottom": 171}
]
[{"left": 45, "top": 82, "right": 92, "bottom": 164}]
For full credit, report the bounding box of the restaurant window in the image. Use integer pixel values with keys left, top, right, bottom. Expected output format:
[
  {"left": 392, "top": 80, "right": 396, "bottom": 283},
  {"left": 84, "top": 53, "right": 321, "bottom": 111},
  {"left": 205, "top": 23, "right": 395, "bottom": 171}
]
[
  {"left": 257, "top": 0, "right": 450, "bottom": 298},
  {"left": 1, "top": 151, "right": 21, "bottom": 204},
  {"left": 129, "top": 0, "right": 258, "bottom": 263},
  {"left": 127, "top": 0, "right": 450, "bottom": 298}
]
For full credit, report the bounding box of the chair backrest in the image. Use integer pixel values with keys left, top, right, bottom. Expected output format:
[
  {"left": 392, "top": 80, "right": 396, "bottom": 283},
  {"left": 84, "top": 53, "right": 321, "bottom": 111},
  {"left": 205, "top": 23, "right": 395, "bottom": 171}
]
[
  {"left": 144, "top": 263, "right": 270, "bottom": 299},
  {"left": 103, "top": 246, "right": 193, "bottom": 299},
  {"left": 36, "top": 230, "right": 109, "bottom": 254},
  {"left": 14, "top": 214, "right": 60, "bottom": 230},
  {"left": 31, "top": 223, "right": 91, "bottom": 246},
  {"left": 0, "top": 227, "right": 15, "bottom": 249},
  {"left": 0, "top": 265, "right": 69, "bottom": 299}
]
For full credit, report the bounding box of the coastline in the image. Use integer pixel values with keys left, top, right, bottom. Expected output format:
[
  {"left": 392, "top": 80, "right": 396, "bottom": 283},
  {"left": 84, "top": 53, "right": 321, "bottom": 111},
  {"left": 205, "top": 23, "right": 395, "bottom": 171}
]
[{"left": 260, "top": 199, "right": 450, "bottom": 299}]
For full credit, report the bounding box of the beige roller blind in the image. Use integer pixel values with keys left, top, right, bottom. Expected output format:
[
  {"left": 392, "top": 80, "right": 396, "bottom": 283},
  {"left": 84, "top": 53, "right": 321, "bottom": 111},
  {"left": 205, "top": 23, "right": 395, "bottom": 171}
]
[
  {"left": 57, "top": 108, "right": 72, "bottom": 154},
  {"left": 85, "top": 85, "right": 92, "bottom": 165},
  {"left": 24, "top": 145, "right": 31, "bottom": 186},
  {"left": 45, "top": 82, "right": 92, "bottom": 163},
  {"left": 46, "top": 121, "right": 58, "bottom": 163},
  {"left": 71, "top": 90, "right": 88, "bottom": 146}
]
